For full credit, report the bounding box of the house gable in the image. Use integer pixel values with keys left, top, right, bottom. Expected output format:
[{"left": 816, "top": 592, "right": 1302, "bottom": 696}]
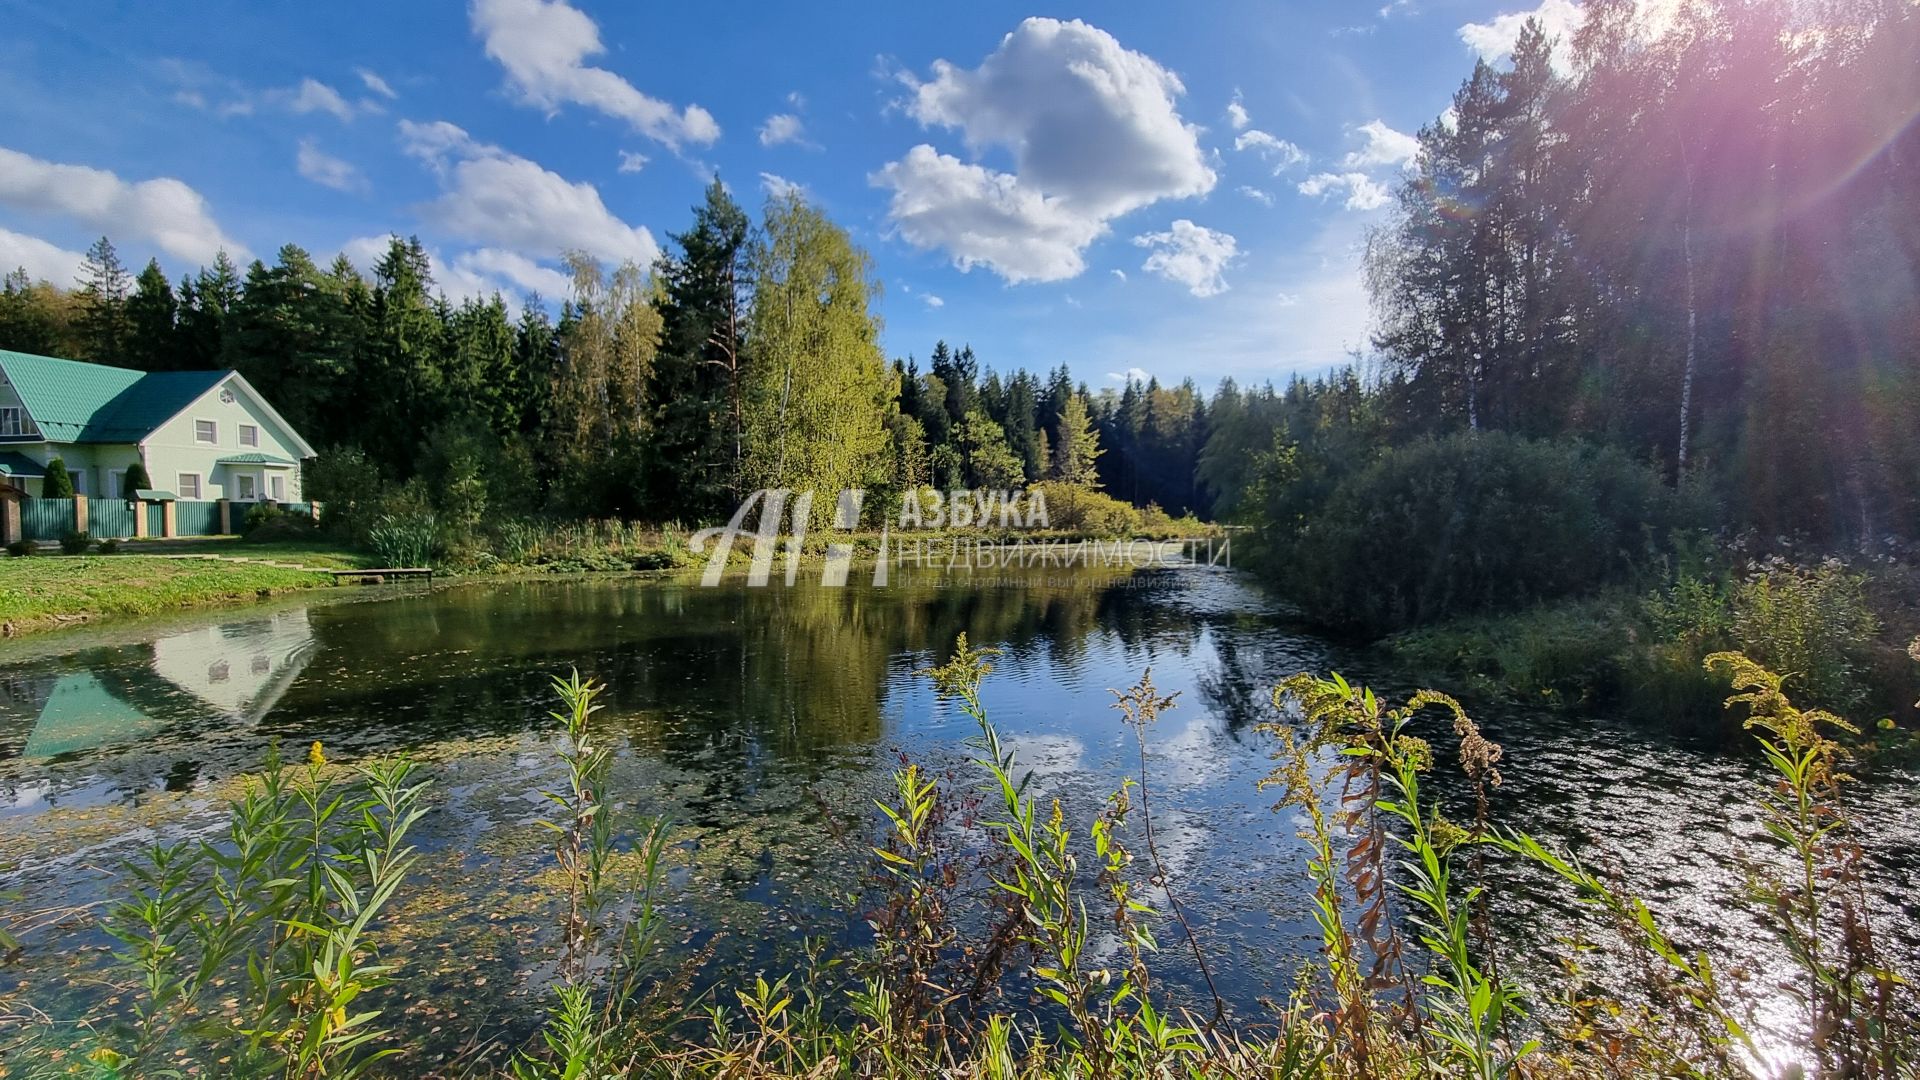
[{"left": 142, "top": 374, "right": 315, "bottom": 503}]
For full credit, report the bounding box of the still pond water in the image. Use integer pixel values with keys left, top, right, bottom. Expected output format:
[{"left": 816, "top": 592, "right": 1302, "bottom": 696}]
[{"left": 1, "top": 567, "right": 1916, "bottom": 1066}]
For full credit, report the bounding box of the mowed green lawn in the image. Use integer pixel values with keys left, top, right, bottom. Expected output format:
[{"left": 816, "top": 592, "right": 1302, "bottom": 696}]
[
  {"left": 0, "top": 554, "right": 340, "bottom": 637},
  {"left": 111, "top": 537, "right": 373, "bottom": 570}
]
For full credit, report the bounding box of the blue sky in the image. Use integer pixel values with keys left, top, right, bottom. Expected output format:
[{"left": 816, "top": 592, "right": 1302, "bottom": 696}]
[{"left": 0, "top": 0, "right": 1578, "bottom": 390}]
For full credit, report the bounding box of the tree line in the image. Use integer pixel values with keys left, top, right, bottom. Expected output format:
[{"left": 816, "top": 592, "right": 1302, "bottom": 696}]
[
  {"left": 4, "top": 0, "right": 1911, "bottom": 544},
  {"left": 1353, "top": 0, "right": 1920, "bottom": 545},
  {"left": 0, "top": 184, "right": 1229, "bottom": 525}
]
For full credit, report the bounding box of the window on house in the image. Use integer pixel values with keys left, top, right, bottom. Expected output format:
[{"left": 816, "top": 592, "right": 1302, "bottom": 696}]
[
  {"left": 269, "top": 474, "right": 285, "bottom": 501},
  {"left": 236, "top": 473, "right": 257, "bottom": 501},
  {"left": 0, "top": 407, "right": 20, "bottom": 436},
  {"left": 178, "top": 473, "right": 201, "bottom": 499},
  {"left": 194, "top": 419, "right": 218, "bottom": 444},
  {"left": 239, "top": 424, "right": 259, "bottom": 448}
]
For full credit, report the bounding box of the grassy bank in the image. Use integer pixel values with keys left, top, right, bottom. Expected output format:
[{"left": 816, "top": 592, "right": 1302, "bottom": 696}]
[
  {"left": 0, "top": 554, "right": 338, "bottom": 638},
  {"left": 1381, "top": 559, "right": 1920, "bottom": 734}
]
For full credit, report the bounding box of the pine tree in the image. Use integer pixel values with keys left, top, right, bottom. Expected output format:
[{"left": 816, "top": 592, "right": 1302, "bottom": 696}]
[
  {"left": 648, "top": 179, "right": 752, "bottom": 517},
  {"left": 76, "top": 237, "right": 131, "bottom": 365},
  {"left": 179, "top": 252, "right": 241, "bottom": 369},
  {"left": 124, "top": 259, "right": 180, "bottom": 371}
]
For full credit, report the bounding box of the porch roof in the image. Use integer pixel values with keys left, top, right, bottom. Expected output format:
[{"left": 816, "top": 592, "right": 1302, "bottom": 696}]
[
  {"left": 0, "top": 450, "right": 46, "bottom": 478},
  {"left": 216, "top": 453, "right": 297, "bottom": 467}
]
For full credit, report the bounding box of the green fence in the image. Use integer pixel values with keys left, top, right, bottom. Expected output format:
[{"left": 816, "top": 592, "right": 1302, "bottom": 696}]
[
  {"left": 145, "top": 502, "right": 164, "bottom": 537},
  {"left": 21, "top": 498, "right": 75, "bottom": 541},
  {"left": 90, "top": 500, "right": 136, "bottom": 539},
  {"left": 176, "top": 501, "right": 221, "bottom": 536}
]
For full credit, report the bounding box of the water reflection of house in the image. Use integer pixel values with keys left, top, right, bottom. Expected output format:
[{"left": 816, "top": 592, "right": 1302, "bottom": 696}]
[
  {"left": 147, "top": 609, "right": 317, "bottom": 720},
  {"left": 15, "top": 610, "right": 317, "bottom": 758}
]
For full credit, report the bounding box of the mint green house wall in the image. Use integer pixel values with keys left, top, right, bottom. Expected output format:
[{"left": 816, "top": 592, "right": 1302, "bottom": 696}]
[{"left": 142, "top": 376, "right": 307, "bottom": 503}]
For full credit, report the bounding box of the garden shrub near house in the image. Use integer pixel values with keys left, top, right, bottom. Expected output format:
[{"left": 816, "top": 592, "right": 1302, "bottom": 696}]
[
  {"left": 58, "top": 531, "right": 92, "bottom": 555},
  {"left": 41, "top": 457, "right": 73, "bottom": 499},
  {"left": 5, "top": 540, "right": 32, "bottom": 557},
  {"left": 120, "top": 463, "right": 150, "bottom": 500}
]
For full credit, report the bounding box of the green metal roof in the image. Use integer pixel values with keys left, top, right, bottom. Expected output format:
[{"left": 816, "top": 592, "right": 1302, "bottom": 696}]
[
  {"left": 134, "top": 488, "right": 178, "bottom": 501},
  {"left": 217, "top": 453, "right": 297, "bottom": 466},
  {"left": 0, "top": 450, "right": 45, "bottom": 477},
  {"left": 0, "top": 350, "right": 230, "bottom": 443}
]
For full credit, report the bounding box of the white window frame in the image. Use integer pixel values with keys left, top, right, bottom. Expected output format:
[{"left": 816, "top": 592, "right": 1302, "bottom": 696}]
[
  {"left": 268, "top": 473, "right": 285, "bottom": 501},
  {"left": 70, "top": 470, "right": 87, "bottom": 496},
  {"left": 178, "top": 473, "right": 202, "bottom": 500},
  {"left": 0, "top": 407, "right": 21, "bottom": 436},
  {"left": 193, "top": 418, "right": 219, "bottom": 445},
  {"left": 108, "top": 468, "right": 125, "bottom": 499},
  {"left": 239, "top": 423, "right": 260, "bottom": 448},
  {"left": 234, "top": 472, "right": 258, "bottom": 502}
]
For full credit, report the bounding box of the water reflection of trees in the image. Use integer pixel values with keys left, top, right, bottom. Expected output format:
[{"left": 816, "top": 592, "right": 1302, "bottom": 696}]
[{"left": 271, "top": 571, "right": 1161, "bottom": 769}]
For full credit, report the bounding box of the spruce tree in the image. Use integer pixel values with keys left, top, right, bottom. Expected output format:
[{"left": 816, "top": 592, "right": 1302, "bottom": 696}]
[{"left": 76, "top": 237, "right": 131, "bottom": 365}]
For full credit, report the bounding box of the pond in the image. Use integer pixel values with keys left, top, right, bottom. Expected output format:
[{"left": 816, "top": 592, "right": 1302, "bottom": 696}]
[{"left": 1, "top": 567, "right": 1916, "bottom": 1068}]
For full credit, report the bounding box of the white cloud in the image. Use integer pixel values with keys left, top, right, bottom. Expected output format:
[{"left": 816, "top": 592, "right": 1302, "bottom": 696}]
[
  {"left": 1237, "top": 185, "right": 1274, "bottom": 206},
  {"left": 356, "top": 68, "right": 398, "bottom": 100},
  {"left": 874, "top": 147, "right": 1107, "bottom": 282},
  {"left": 338, "top": 235, "right": 560, "bottom": 308},
  {"left": 758, "top": 113, "right": 808, "bottom": 147},
  {"left": 1106, "top": 366, "right": 1151, "bottom": 385},
  {"left": 0, "top": 146, "right": 247, "bottom": 264},
  {"left": 338, "top": 235, "right": 394, "bottom": 274},
  {"left": 296, "top": 138, "right": 365, "bottom": 193},
  {"left": 921, "top": 293, "right": 945, "bottom": 309},
  {"left": 616, "top": 150, "right": 648, "bottom": 174},
  {"left": 1458, "top": 0, "right": 1583, "bottom": 66},
  {"left": 1298, "top": 171, "right": 1393, "bottom": 211},
  {"left": 1133, "top": 219, "right": 1239, "bottom": 297},
  {"left": 759, "top": 172, "right": 803, "bottom": 200},
  {"left": 874, "top": 18, "right": 1215, "bottom": 284},
  {"left": 1110, "top": 268, "right": 1127, "bottom": 282},
  {"left": 288, "top": 78, "right": 366, "bottom": 122},
  {"left": 1275, "top": 291, "right": 1302, "bottom": 306},
  {"left": 0, "top": 227, "right": 86, "bottom": 285},
  {"left": 470, "top": 0, "right": 720, "bottom": 148},
  {"left": 1233, "top": 129, "right": 1307, "bottom": 171},
  {"left": 1459, "top": 0, "right": 1683, "bottom": 70},
  {"left": 1225, "top": 91, "right": 1250, "bottom": 131},
  {"left": 1342, "top": 119, "right": 1419, "bottom": 169},
  {"left": 453, "top": 247, "right": 573, "bottom": 297},
  {"left": 398, "top": 119, "right": 658, "bottom": 268}
]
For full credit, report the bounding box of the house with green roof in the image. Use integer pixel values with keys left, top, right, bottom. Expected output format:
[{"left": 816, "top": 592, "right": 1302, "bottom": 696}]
[{"left": 0, "top": 349, "right": 315, "bottom": 508}]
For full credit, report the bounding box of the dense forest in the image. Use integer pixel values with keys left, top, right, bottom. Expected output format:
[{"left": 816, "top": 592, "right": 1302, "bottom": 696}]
[
  {"left": 0, "top": 188, "right": 1214, "bottom": 526},
  {"left": 2, "top": 0, "right": 1915, "bottom": 580}
]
